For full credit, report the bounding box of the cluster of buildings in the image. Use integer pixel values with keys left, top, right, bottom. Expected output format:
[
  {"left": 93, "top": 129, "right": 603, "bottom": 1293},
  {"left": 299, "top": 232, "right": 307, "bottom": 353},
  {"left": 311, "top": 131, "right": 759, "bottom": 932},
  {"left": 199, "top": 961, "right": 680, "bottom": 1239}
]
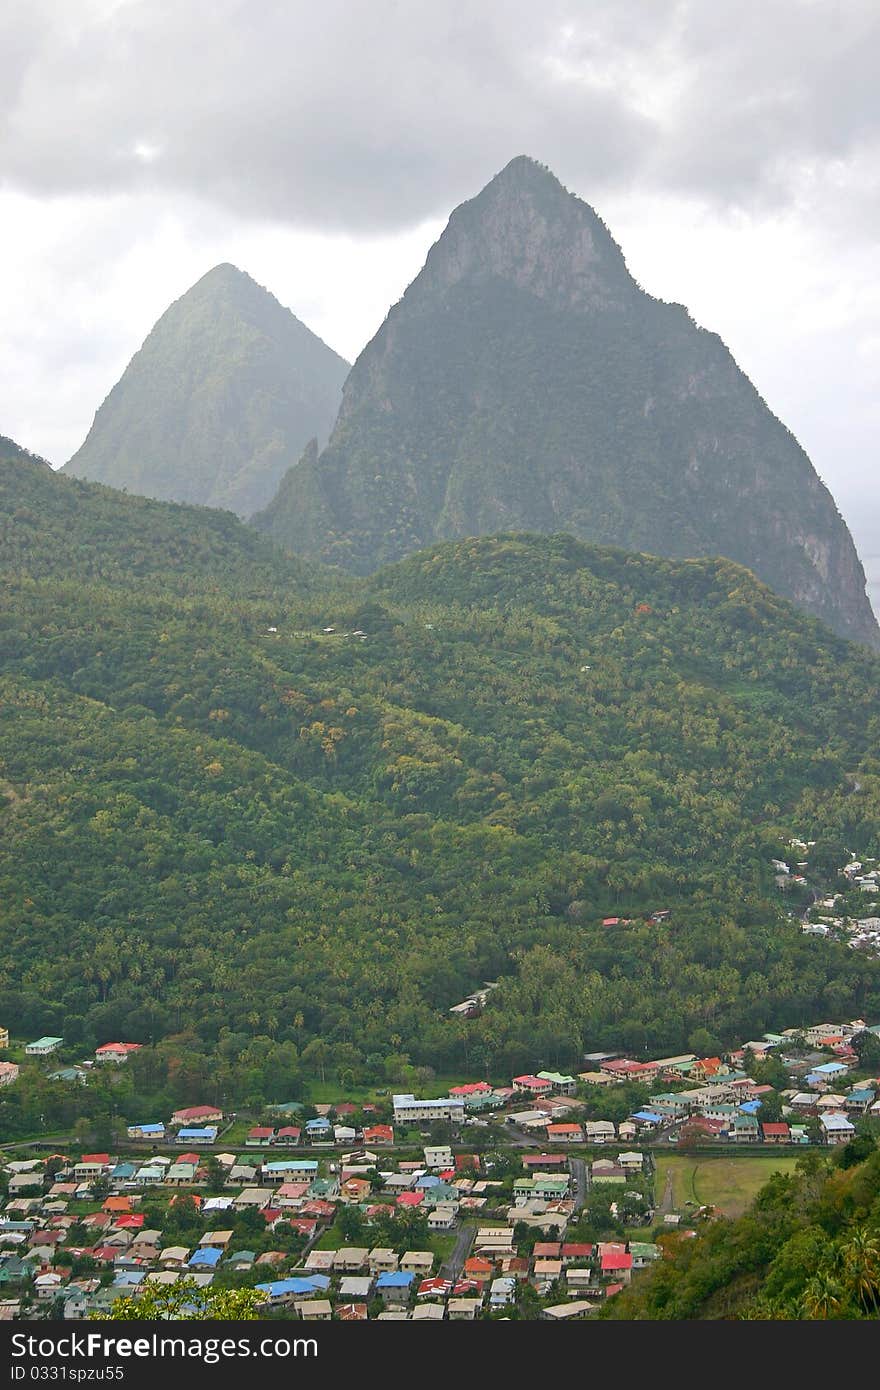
[
  {"left": 0, "top": 1137, "right": 658, "bottom": 1322},
  {"left": 774, "top": 840, "right": 880, "bottom": 958}
]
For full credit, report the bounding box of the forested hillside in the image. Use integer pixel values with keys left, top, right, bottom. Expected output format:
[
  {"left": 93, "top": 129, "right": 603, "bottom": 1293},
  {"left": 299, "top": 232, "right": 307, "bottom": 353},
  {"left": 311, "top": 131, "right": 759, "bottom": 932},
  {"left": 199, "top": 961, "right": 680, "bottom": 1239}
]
[
  {"left": 605, "top": 1139, "right": 880, "bottom": 1319},
  {"left": 2, "top": 455, "right": 880, "bottom": 1098}
]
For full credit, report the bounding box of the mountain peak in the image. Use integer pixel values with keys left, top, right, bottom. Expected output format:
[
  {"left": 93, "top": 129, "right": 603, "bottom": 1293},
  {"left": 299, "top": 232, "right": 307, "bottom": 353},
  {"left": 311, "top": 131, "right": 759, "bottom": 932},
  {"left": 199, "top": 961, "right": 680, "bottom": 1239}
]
[
  {"left": 65, "top": 266, "right": 349, "bottom": 517},
  {"left": 254, "top": 157, "right": 878, "bottom": 648},
  {"left": 417, "top": 155, "right": 632, "bottom": 309}
]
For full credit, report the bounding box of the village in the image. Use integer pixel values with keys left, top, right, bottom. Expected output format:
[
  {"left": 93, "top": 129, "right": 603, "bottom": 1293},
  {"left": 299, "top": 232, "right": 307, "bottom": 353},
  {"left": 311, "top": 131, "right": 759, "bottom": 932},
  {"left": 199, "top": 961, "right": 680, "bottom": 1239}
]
[
  {"left": 776, "top": 837, "right": 880, "bottom": 958},
  {"left": 1, "top": 1007, "right": 878, "bottom": 1322}
]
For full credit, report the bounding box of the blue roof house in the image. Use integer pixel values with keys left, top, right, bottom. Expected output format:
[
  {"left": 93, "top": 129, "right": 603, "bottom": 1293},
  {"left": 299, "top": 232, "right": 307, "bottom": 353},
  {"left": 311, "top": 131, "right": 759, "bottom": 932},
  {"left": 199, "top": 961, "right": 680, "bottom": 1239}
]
[
  {"left": 376, "top": 1271, "right": 415, "bottom": 1304},
  {"left": 188, "top": 1247, "right": 223, "bottom": 1269}
]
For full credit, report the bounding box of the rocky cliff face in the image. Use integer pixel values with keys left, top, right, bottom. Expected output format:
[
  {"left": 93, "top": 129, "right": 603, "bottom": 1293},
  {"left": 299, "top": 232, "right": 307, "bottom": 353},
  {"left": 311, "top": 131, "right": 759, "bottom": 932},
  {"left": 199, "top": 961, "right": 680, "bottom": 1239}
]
[
  {"left": 65, "top": 264, "right": 349, "bottom": 518},
  {"left": 253, "top": 157, "right": 879, "bottom": 648}
]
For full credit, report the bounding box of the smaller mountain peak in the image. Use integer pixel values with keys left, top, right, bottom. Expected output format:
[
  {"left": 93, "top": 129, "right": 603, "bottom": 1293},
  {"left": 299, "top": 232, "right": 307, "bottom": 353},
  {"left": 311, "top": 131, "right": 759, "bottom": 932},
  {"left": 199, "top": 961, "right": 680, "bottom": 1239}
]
[{"left": 190, "top": 262, "right": 256, "bottom": 295}]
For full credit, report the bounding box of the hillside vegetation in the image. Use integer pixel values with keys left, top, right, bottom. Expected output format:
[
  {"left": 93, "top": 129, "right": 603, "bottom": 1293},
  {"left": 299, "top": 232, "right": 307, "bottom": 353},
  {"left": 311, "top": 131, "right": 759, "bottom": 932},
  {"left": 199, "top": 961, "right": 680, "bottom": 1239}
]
[
  {"left": 605, "top": 1139, "right": 880, "bottom": 1319},
  {"left": 2, "top": 454, "right": 880, "bottom": 1100}
]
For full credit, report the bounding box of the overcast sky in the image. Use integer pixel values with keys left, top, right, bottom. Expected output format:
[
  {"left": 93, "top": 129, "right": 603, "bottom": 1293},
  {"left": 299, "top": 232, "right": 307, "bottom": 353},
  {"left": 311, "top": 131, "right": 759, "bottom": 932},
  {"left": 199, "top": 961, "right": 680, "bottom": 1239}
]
[{"left": 2, "top": 0, "right": 878, "bottom": 552}]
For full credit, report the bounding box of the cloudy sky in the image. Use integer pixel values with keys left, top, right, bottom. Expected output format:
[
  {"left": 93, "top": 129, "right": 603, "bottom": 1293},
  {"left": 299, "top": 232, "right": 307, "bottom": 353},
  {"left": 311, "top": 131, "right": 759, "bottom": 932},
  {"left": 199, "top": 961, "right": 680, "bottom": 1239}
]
[{"left": 2, "top": 0, "right": 879, "bottom": 552}]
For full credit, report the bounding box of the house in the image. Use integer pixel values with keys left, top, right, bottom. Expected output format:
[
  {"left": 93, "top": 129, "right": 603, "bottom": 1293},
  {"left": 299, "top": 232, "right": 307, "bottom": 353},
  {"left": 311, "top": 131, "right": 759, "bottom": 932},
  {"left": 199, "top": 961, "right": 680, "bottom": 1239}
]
[
  {"left": 475, "top": 1227, "right": 515, "bottom": 1257},
  {"left": 369, "top": 1249, "right": 399, "bottom": 1274},
  {"left": 171, "top": 1105, "right": 222, "bottom": 1126},
  {"left": 536, "top": 1071, "right": 577, "bottom": 1096},
  {"left": 336, "top": 1303, "right": 368, "bottom": 1321},
  {"left": 562, "top": 1243, "right": 594, "bottom": 1265},
  {"left": 400, "top": 1251, "right": 434, "bottom": 1276},
  {"left": 295, "top": 1299, "right": 332, "bottom": 1321},
  {"left": 126, "top": 1123, "right": 165, "bottom": 1141},
  {"left": 245, "top": 1128, "right": 276, "bottom": 1147},
  {"left": 448, "top": 1297, "right": 482, "bottom": 1319},
  {"left": 820, "top": 1114, "right": 856, "bottom": 1145},
  {"left": 618, "top": 1152, "right": 644, "bottom": 1172},
  {"left": 234, "top": 1188, "right": 276, "bottom": 1210},
  {"left": 599, "top": 1059, "right": 644, "bottom": 1079},
  {"left": 175, "top": 1127, "right": 216, "bottom": 1146},
  {"left": 95, "top": 1043, "right": 141, "bottom": 1064},
  {"left": 188, "top": 1247, "right": 223, "bottom": 1270},
  {"left": 397, "top": 1191, "right": 425, "bottom": 1212},
  {"left": 630, "top": 1110, "right": 665, "bottom": 1131},
  {"left": 512, "top": 1075, "right": 554, "bottom": 1096},
  {"left": 218, "top": 1250, "right": 250, "bottom": 1276},
  {"left": 363, "top": 1125, "right": 393, "bottom": 1146},
  {"left": 34, "top": 1272, "right": 65, "bottom": 1300},
  {"left": 166, "top": 1163, "right": 197, "bottom": 1185},
  {"left": 490, "top": 1276, "right": 517, "bottom": 1307},
  {"left": 74, "top": 1155, "right": 111, "bottom": 1182},
  {"left": 132, "top": 1165, "right": 163, "bottom": 1186},
  {"left": 340, "top": 1177, "right": 371, "bottom": 1204},
  {"left": 532, "top": 1258, "right": 563, "bottom": 1289},
  {"left": 762, "top": 1122, "right": 791, "bottom": 1143},
  {"left": 392, "top": 1094, "right": 464, "bottom": 1125},
  {"left": 376, "top": 1271, "right": 415, "bottom": 1304},
  {"left": 7, "top": 1173, "right": 43, "bottom": 1195},
  {"left": 428, "top": 1205, "right": 457, "bottom": 1231},
  {"left": 338, "top": 1276, "right": 373, "bottom": 1301},
  {"left": 546, "top": 1123, "right": 583, "bottom": 1144},
  {"left": 304, "top": 1118, "right": 332, "bottom": 1142},
  {"left": 128, "top": 1228, "right": 162, "bottom": 1258},
  {"left": 600, "top": 1249, "right": 633, "bottom": 1282},
  {"left": 159, "top": 1246, "right": 190, "bottom": 1267},
  {"left": 25, "top": 1037, "right": 63, "bottom": 1056},
  {"left": 255, "top": 1278, "right": 324, "bottom": 1307},
  {"left": 628, "top": 1242, "right": 661, "bottom": 1269},
  {"left": 411, "top": 1302, "right": 445, "bottom": 1322},
  {"left": 815, "top": 1094, "right": 848, "bottom": 1114},
  {"left": 424, "top": 1145, "right": 454, "bottom": 1170},
  {"left": 582, "top": 1121, "right": 616, "bottom": 1143},
  {"left": 334, "top": 1248, "right": 370, "bottom": 1273},
  {"left": 417, "top": 1277, "right": 452, "bottom": 1301},
  {"left": 262, "top": 1160, "right": 317, "bottom": 1180},
  {"left": 0, "top": 1027, "right": 8, "bottom": 1049},
  {"left": 274, "top": 1127, "right": 301, "bottom": 1147},
  {"left": 727, "top": 1114, "right": 760, "bottom": 1144},
  {"left": 844, "top": 1090, "right": 875, "bottom": 1114},
  {"left": 0, "top": 1062, "right": 19, "bottom": 1087},
  {"left": 226, "top": 1164, "right": 258, "bottom": 1187},
  {"left": 544, "top": 1301, "right": 595, "bottom": 1319}
]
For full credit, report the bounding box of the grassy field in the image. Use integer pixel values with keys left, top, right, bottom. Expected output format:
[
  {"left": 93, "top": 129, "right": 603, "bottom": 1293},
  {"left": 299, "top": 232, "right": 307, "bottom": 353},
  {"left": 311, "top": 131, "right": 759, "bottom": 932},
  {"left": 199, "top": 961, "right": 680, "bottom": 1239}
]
[
  {"left": 315, "top": 1221, "right": 455, "bottom": 1265},
  {"left": 654, "top": 1154, "right": 802, "bottom": 1219}
]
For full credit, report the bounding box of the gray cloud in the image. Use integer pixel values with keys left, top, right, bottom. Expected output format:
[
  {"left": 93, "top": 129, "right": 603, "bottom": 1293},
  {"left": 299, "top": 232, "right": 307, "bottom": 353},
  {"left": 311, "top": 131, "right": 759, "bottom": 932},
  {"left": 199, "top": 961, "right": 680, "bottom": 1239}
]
[{"left": 2, "top": 1, "right": 877, "bottom": 234}]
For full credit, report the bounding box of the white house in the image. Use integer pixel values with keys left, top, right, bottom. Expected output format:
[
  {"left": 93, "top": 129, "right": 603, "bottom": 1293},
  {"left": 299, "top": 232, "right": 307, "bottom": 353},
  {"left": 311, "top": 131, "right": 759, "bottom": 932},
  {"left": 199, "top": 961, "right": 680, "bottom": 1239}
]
[
  {"left": 392, "top": 1095, "right": 465, "bottom": 1125},
  {"left": 25, "top": 1037, "right": 63, "bottom": 1056}
]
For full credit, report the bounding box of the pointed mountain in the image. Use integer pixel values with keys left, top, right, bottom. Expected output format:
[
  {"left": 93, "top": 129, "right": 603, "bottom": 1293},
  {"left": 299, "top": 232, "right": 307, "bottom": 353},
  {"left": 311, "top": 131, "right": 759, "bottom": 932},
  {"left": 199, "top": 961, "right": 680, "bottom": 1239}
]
[
  {"left": 253, "top": 156, "right": 878, "bottom": 648},
  {"left": 65, "top": 264, "right": 349, "bottom": 517}
]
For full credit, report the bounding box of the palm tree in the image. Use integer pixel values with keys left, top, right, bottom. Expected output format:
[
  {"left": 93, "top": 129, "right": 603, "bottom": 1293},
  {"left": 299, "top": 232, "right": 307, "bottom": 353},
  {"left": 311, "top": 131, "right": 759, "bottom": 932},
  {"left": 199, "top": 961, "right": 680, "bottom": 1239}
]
[
  {"left": 802, "top": 1270, "right": 848, "bottom": 1320},
  {"left": 840, "top": 1229, "right": 880, "bottom": 1316}
]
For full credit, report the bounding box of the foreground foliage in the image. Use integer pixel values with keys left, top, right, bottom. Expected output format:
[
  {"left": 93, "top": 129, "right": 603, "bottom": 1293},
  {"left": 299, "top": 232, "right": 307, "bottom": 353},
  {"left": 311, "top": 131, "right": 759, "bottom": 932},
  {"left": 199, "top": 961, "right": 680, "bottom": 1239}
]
[{"left": 605, "top": 1138, "right": 880, "bottom": 1319}]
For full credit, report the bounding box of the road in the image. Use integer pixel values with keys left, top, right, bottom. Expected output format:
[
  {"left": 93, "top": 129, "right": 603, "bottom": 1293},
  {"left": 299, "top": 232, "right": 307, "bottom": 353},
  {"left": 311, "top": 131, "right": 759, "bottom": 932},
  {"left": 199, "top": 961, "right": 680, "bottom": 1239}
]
[
  {"left": 569, "top": 1156, "right": 588, "bottom": 1212},
  {"left": 441, "top": 1222, "right": 475, "bottom": 1282}
]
